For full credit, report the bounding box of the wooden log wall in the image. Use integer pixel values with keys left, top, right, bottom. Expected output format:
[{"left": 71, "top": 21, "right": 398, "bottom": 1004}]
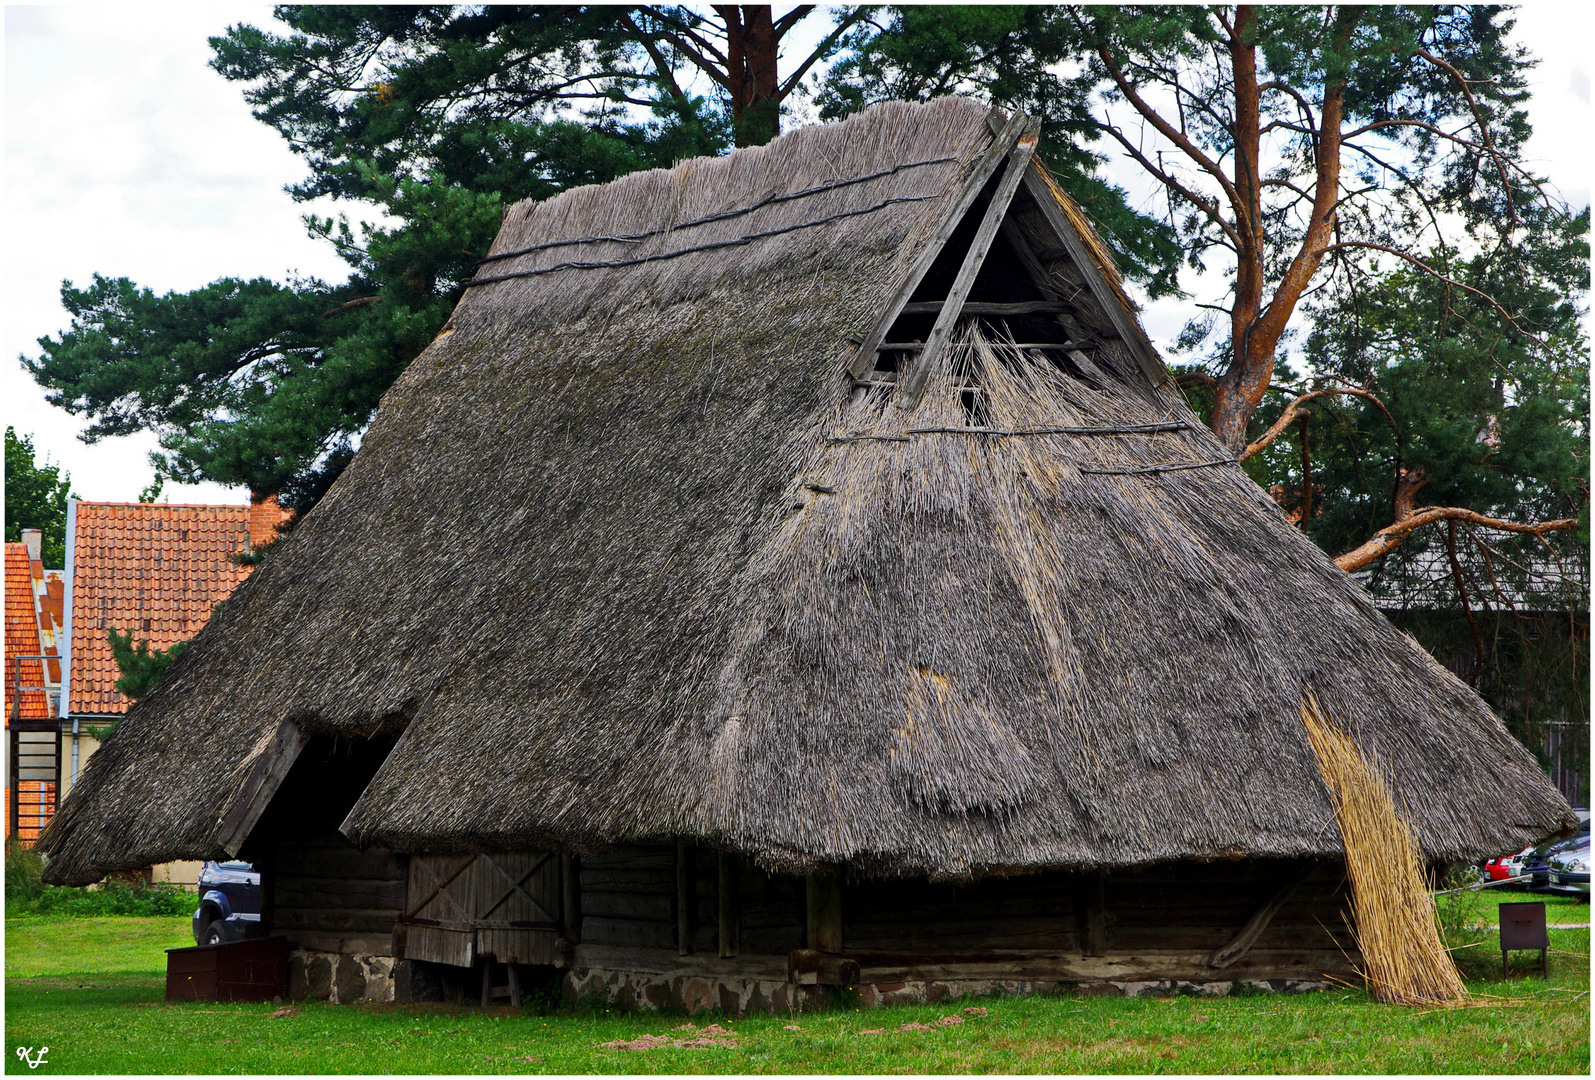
[
  {"left": 577, "top": 844, "right": 804, "bottom": 958},
  {"left": 579, "top": 846, "right": 676, "bottom": 951},
  {"left": 273, "top": 833, "right": 405, "bottom": 957},
  {"left": 245, "top": 734, "right": 405, "bottom": 958},
  {"left": 842, "top": 857, "right": 1357, "bottom": 983},
  {"left": 845, "top": 871, "right": 1081, "bottom": 958},
  {"left": 1105, "top": 859, "right": 1354, "bottom": 957}
]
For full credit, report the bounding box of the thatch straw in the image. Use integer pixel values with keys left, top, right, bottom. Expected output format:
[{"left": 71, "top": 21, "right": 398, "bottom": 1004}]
[
  {"left": 1301, "top": 694, "right": 1468, "bottom": 1005},
  {"left": 36, "top": 98, "right": 1574, "bottom": 887}
]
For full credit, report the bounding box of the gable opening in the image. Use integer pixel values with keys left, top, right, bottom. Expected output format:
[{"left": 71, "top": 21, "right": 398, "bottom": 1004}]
[{"left": 862, "top": 175, "right": 1126, "bottom": 417}]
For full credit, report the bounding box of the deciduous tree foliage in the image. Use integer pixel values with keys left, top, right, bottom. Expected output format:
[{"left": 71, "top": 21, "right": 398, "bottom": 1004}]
[{"left": 4, "top": 427, "right": 76, "bottom": 568}]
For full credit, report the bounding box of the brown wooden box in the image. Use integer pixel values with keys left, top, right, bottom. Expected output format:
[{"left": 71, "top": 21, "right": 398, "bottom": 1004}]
[
  {"left": 166, "top": 937, "right": 289, "bottom": 1002},
  {"left": 1498, "top": 901, "right": 1549, "bottom": 979}
]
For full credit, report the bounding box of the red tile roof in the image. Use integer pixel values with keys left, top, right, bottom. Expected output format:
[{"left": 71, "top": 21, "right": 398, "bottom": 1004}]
[
  {"left": 5, "top": 543, "right": 51, "bottom": 721},
  {"left": 67, "top": 498, "right": 289, "bottom": 716}
]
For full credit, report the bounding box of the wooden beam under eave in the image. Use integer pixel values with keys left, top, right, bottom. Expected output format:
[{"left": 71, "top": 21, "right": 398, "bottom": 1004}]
[
  {"left": 216, "top": 716, "right": 307, "bottom": 857},
  {"left": 896, "top": 124, "right": 1042, "bottom": 411}
]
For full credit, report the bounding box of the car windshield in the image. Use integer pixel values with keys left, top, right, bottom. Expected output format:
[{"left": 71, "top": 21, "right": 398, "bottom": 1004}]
[
  {"left": 217, "top": 860, "right": 254, "bottom": 871},
  {"left": 1534, "top": 820, "right": 1590, "bottom": 857}
]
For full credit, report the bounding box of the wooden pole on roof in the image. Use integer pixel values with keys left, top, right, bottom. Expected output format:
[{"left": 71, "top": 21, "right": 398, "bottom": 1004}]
[
  {"left": 848, "top": 109, "right": 1033, "bottom": 379},
  {"left": 896, "top": 120, "right": 1042, "bottom": 411}
]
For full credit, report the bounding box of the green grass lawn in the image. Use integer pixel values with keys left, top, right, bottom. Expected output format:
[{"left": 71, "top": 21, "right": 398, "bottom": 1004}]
[
  {"left": 6, "top": 915, "right": 1589, "bottom": 1074},
  {"left": 1438, "top": 885, "right": 1588, "bottom": 931}
]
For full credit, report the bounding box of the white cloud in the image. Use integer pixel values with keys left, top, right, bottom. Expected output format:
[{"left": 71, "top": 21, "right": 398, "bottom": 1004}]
[{"left": 4, "top": 4, "right": 349, "bottom": 504}]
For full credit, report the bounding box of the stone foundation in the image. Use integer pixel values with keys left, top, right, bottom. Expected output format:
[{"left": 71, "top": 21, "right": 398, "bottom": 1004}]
[
  {"left": 288, "top": 949, "right": 396, "bottom": 1004},
  {"left": 562, "top": 968, "right": 1332, "bottom": 1014},
  {"left": 564, "top": 968, "right": 819, "bottom": 1014}
]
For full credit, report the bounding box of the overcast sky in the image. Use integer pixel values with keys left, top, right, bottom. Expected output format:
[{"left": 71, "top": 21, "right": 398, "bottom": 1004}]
[{"left": 4, "top": 3, "right": 1590, "bottom": 507}]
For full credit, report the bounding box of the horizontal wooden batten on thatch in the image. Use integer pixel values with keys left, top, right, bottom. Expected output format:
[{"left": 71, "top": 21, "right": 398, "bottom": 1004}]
[{"left": 37, "top": 97, "right": 1571, "bottom": 1003}]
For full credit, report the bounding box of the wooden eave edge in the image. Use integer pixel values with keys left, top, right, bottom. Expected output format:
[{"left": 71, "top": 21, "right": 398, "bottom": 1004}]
[
  {"left": 848, "top": 108, "right": 1033, "bottom": 380},
  {"left": 214, "top": 715, "right": 308, "bottom": 856}
]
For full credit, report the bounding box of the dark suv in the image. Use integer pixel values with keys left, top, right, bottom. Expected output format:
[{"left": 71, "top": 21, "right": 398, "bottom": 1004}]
[{"left": 192, "top": 860, "right": 262, "bottom": 945}]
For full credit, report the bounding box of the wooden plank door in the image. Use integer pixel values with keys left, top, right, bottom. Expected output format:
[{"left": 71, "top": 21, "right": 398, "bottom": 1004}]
[{"left": 398, "top": 852, "right": 566, "bottom": 968}]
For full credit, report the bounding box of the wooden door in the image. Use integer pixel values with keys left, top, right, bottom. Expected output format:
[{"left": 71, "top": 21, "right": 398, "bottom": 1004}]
[{"left": 398, "top": 852, "right": 567, "bottom": 967}]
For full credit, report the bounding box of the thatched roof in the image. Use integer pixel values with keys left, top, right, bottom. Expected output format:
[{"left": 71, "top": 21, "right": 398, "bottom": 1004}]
[{"left": 39, "top": 98, "right": 1572, "bottom": 886}]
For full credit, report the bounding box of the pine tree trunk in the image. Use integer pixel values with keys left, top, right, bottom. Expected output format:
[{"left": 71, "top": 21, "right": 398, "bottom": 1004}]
[{"left": 720, "top": 5, "right": 782, "bottom": 146}]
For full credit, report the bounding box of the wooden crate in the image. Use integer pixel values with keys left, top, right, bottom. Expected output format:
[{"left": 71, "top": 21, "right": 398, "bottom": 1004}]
[{"left": 166, "top": 937, "right": 289, "bottom": 1002}]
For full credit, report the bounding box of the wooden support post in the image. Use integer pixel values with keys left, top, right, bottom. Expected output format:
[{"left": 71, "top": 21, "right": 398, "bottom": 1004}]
[
  {"left": 897, "top": 123, "right": 1041, "bottom": 411},
  {"left": 561, "top": 853, "right": 581, "bottom": 945},
  {"left": 257, "top": 844, "right": 276, "bottom": 937},
  {"left": 806, "top": 870, "right": 843, "bottom": 954},
  {"left": 507, "top": 964, "right": 521, "bottom": 1008},
  {"left": 676, "top": 842, "right": 696, "bottom": 956},
  {"left": 1077, "top": 871, "right": 1106, "bottom": 957},
  {"left": 718, "top": 852, "right": 741, "bottom": 959}
]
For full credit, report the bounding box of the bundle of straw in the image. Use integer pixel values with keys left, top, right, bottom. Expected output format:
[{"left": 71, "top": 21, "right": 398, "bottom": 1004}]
[{"left": 1301, "top": 694, "right": 1468, "bottom": 1005}]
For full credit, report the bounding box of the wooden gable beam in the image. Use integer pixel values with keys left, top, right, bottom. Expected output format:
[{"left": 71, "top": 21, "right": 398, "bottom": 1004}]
[
  {"left": 848, "top": 109, "right": 1032, "bottom": 380},
  {"left": 1019, "top": 165, "right": 1168, "bottom": 389},
  {"left": 215, "top": 716, "right": 308, "bottom": 857},
  {"left": 984, "top": 110, "right": 1169, "bottom": 389},
  {"left": 896, "top": 123, "right": 1041, "bottom": 411},
  {"left": 997, "top": 217, "right": 1112, "bottom": 383}
]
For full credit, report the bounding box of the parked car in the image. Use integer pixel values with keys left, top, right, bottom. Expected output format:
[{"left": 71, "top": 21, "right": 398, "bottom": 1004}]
[
  {"left": 1482, "top": 845, "right": 1535, "bottom": 884},
  {"left": 1547, "top": 839, "right": 1591, "bottom": 897},
  {"left": 192, "top": 859, "right": 262, "bottom": 945},
  {"left": 1523, "top": 816, "right": 1591, "bottom": 895}
]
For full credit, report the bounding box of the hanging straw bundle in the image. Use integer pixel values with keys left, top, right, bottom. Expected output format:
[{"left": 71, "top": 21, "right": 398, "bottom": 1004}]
[{"left": 1301, "top": 694, "right": 1468, "bottom": 1005}]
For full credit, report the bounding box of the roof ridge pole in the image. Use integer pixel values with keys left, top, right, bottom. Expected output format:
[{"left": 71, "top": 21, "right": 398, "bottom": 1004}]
[
  {"left": 896, "top": 118, "right": 1042, "bottom": 411},
  {"left": 848, "top": 109, "right": 1032, "bottom": 380}
]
